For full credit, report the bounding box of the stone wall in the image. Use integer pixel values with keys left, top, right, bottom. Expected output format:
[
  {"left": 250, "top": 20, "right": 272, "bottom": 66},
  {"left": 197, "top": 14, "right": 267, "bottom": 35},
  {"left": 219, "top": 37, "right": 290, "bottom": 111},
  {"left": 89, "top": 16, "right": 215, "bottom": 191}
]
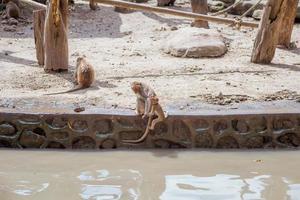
[{"left": 0, "top": 110, "right": 299, "bottom": 149}]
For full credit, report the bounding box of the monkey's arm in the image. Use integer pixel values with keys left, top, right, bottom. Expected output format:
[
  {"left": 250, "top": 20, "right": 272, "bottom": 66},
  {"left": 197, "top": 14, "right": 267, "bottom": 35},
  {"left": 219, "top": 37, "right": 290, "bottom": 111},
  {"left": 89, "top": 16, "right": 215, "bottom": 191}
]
[
  {"left": 136, "top": 98, "right": 145, "bottom": 115},
  {"left": 142, "top": 97, "right": 152, "bottom": 119}
]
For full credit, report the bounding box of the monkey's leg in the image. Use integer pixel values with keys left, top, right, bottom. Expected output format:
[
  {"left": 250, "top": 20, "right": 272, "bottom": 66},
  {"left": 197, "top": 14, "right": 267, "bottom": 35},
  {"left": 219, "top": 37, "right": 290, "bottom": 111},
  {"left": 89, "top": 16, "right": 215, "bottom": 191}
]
[
  {"left": 150, "top": 116, "right": 164, "bottom": 130},
  {"left": 137, "top": 98, "right": 145, "bottom": 115}
]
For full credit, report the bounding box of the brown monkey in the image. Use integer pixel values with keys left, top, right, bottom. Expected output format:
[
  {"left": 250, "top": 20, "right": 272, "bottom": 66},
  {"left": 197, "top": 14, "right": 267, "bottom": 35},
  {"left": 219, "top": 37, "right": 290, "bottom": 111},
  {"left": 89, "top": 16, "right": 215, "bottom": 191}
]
[
  {"left": 123, "top": 96, "right": 166, "bottom": 143},
  {"left": 45, "top": 56, "right": 95, "bottom": 95},
  {"left": 5, "top": 1, "right": 20, "bottom": 19},
  {"left": 131, "top": 81, "right": 156, "bottom": 118}
]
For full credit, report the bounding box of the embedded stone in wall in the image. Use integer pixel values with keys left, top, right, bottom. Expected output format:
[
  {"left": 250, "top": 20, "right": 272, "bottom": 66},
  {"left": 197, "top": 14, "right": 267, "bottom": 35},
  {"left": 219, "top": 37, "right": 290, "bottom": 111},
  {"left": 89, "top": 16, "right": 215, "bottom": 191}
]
[
  {"left": 273, "top": 118, "right": 294, "bottom": 130},
  {"left": 72, "top": 136, "right": 96, "bottom": 149},
  {"left": 70, "top": 120, "right": 88, "bottom": 132},
  {"left": 101, "top": 139, "right": 116, "bottom": 149},
  {"left": 277, "top": 133, "right": 300, "bottom": 147},
  {"left": 0, "top": 123, "right": 17, "bottom": 136},
  {"left": 173, "top": 120, "right": 192, "bottom": 143},
  {"left": 33, "top": 127, "right": 46, "bottom": 136},
  {"left": 216, "top": 136, "right": 239, "bottom": 148},
  {"left": 152, "top": 122, "right": 168, "bottom": 136},
  {"left": 249, "top": 117, "right": 267, "bottom": 133},
  {"left": 46, "top": 141, "right": 66, "bottom": 149},
  {"left": 18, "top": 115, "right": 40, "bottom": 124},
  {"left": 164, "top": 27, "right": 227, "bottom": 58},
  {"left": 94, "top": 120, "right": 113, "bottom": 137},
  {"left": 232, "top": 119, "right": 249, "bottom": 133},
  {"left": 120, "top": 131, "right": 144, "bottom": 140},
  {"left": 244, "top": 136, "right": 266, "bottom": 149},
  {"left": 46, "top": 117, "right": 68, "bottom": 129},
  {"left": 190, "top": 119, "right": 209, "bottom": 131},
  {"left": 0, "top": 140, "right": 12, "bottom": 147},
  {"left": 153, "top": 139, "right": 186, "bottom": 148},
  {"left": 19, "top": 130, "right": 46, "bottom": 148},
  {"left": 51, "top": 132, "right": 69, "bottom": 140},
  {"left": 195, "top": 131, "right": 213, "bottom": 148},
  {"left": 213, "top": 120, "right": 228, "bottom": 134}
]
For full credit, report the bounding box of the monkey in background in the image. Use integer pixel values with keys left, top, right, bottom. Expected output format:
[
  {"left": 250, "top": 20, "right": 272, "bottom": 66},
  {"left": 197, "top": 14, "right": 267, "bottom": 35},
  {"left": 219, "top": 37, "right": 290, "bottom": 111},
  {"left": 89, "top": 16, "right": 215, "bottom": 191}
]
[
  {"left": 45, "top": 56, "right": 95, "bottom": 95},
  {"left": 3, "top": 0, "right": 20, "bottom": 19}
]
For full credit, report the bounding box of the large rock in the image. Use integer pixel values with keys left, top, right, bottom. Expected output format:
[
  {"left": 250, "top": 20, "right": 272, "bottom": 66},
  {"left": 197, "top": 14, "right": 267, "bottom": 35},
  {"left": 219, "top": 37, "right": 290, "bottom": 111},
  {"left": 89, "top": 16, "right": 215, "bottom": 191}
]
[
  {"left": 229, "top": 0, "right": 265, "bottom": 16},
  {"left": 164, "top": 27, "right": 227, "bottom": 58}
]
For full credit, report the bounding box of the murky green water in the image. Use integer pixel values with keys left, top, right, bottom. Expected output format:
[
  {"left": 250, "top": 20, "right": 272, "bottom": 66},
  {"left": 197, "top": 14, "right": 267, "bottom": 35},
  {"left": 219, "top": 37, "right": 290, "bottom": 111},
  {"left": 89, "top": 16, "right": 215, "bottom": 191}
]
[{"left": 0, "top": 150, "right": 299, "bottom": 200}]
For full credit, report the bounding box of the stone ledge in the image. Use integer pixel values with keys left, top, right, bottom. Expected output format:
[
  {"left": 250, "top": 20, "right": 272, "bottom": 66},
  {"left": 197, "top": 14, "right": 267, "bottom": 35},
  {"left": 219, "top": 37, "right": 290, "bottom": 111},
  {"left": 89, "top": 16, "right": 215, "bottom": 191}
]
[{"left": 0, "top": 108, "right": 299, "bottom": 149}]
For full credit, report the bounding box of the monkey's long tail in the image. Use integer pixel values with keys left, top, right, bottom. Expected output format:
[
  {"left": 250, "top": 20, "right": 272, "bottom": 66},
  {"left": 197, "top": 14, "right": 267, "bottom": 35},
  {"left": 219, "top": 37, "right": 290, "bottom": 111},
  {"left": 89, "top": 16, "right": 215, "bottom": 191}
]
[
  {"left": 44, "top": 85, "right": 85, "bottom": 95},
  {"left": 123, "top": 114, "right": 154, "bottom": 144}
]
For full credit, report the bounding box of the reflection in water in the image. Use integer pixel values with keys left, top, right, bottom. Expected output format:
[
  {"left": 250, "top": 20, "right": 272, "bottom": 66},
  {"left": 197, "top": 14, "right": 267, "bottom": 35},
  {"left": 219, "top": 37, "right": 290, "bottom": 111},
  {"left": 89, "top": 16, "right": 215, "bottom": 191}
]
[
  {"left": 77, "top": 169, "right": 142, "bottom": 200},
  {"left": 283, "top": 178, "right": 300, "bottom": 200},
  {"left": 160, "top": 174, "right": 270, "bottom": 200},
  {"left": 1, "top": 151, "right": 300, "bottom": 200},
  {"left": 80, "top": 184, "right": 121, "bottom": 200},
  {"left": 11, "top": 181, "right": 49, "bottom": 196}
]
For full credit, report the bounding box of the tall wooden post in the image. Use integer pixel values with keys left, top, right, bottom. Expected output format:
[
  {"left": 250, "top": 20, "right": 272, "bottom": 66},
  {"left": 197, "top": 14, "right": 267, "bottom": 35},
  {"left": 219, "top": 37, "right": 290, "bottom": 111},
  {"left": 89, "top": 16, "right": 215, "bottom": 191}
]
[
  {"left": 278, "top": 0, "right": 299, "bottom": 48},
  {"left": 251, "top": 0, "right": 294, "bottom": 64},
  {"left": 33, "top": 9, "right": 46, "bottom": 66},
  {"left": 191, "top": 0, "right": 209, "bottom": 28},
  {"left": 44, "top": 0, "right": 69, "bottom": 72}
]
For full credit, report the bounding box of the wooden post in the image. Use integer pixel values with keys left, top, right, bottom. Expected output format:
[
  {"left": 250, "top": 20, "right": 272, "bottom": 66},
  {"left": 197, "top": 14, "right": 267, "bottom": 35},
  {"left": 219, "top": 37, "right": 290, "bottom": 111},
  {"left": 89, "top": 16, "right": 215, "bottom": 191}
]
[
  {"left": 277, "top": 0, "right": 299, "bottom": 48},
  {"left": 33, "top": 9, "right": 46, "bottom": 66},
  {"left": 251, "top": 0, "right": 290, "bottom": 64},
  {"left": 89, "top": 0, "right": 97, "bottom": 10},
  {"left": 191, "top": 0, "right": 209, "bottom": 28},
  {"left": 44, "top": 0, "right": 69, "bottom": 72}
]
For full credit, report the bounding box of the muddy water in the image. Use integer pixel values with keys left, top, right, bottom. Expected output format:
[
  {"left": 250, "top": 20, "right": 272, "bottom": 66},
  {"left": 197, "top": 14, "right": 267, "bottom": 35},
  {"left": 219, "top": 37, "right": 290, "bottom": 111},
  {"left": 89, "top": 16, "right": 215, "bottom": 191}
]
[{"left": 0, "top": 150, "right": 300, "bottom": 200}]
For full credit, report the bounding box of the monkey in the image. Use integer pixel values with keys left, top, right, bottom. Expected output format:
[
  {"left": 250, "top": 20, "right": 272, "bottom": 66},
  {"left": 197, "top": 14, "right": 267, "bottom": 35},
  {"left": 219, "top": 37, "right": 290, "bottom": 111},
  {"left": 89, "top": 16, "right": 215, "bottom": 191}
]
[
  {"left": 5, "top": 1, "right": 20, "bottom": 19},
  {"left": 45, "top": 56, "right": 95, "bottom": 95},
  {"left": 131, "top": 81, "right": 156, "bottom": 118},
  {"left": 123, "top": 95, "right": 166, "bottom": 143}
]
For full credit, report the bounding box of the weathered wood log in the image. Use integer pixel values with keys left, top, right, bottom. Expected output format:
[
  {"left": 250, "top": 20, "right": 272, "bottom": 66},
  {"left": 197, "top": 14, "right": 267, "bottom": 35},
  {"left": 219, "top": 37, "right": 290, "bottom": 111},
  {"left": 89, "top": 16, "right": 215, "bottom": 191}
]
[
  {"left": 33, "top": 9, "right": 46, "bottom": 66},
  {"left": 277, "top": 0, "right": 299, "bottom": 48},
  {"left": 95, "top": 0, "right": 259, "bottom": 28},
  {"left": 18, "top": 0, "right": 46, "bottom": 10},
  {"left": 44, "top": 0, "right": 69, "bottom": 72},
  {"left": 251, "top": 0, "right": 290, "bottom": 64},
  {"left": 191, "top": 0, "right": 209, "bottom": 28}
]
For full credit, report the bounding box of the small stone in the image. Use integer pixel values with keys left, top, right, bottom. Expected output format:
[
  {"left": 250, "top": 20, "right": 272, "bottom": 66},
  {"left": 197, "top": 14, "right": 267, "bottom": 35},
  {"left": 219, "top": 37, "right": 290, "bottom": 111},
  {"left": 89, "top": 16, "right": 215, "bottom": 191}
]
[
  {"left": 8, "top": 18, "right": 18, "bottom": 26},
  {"left": 252, "top": 9, "right": 263, "bottom": 20},
  {"left": 3, "top": 25, "right": 16, "bottom": 32},
  {"left": 170, "top": 26, "right": 178, "bottom": 31},
  {"left": 74, "top": 107, "right": 85, "bottom": 113}
]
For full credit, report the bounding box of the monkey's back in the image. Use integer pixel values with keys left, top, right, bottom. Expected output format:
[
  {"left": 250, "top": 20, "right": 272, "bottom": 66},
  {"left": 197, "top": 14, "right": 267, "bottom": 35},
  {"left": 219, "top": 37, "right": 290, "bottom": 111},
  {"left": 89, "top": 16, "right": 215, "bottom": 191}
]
[
  {"left": 6, "top": 1, "right": 20, "bottom": 19},
  {"left": 77, "top": 60, "right": 95, "bottom": 88}
]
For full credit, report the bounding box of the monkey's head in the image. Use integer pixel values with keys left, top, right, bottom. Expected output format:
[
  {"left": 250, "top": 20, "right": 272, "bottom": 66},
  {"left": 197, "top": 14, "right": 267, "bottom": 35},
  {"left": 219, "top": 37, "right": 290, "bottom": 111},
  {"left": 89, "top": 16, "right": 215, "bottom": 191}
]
[
  {"left": 76, "top": 55, "right": 86, "bottom": 64},
  {"left": 150, "top": 96, "right": 159, "bottom": 105},
  {"left": 131, "top": 81, "right": 142, "bottom": 94}
]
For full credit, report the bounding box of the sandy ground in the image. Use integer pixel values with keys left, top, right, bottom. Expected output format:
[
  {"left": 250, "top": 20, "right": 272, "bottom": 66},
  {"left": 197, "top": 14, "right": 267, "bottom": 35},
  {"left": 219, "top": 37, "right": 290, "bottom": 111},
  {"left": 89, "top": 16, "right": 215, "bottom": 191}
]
[{"left": 0, "top": 0, "right": 300, "bottom": 112}]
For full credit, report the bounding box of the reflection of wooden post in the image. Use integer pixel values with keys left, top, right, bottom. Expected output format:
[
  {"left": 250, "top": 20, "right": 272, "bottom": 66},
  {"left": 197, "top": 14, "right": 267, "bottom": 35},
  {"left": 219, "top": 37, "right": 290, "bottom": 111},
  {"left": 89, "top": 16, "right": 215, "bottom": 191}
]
[
  {"left": 33, "top": 9, "right": 46, "bottom": 66},
  {"left": 191, "top": 0, "right": 209, "bottom": 28},
  {"left": 278, "top": 0, "right": 298, "bottom": 47},
  {"left": 44, "top": 0, "right": 68, "bottom": 72},
  {"left": 251, "top": 0, "right": 287, "bottom": 64}
]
